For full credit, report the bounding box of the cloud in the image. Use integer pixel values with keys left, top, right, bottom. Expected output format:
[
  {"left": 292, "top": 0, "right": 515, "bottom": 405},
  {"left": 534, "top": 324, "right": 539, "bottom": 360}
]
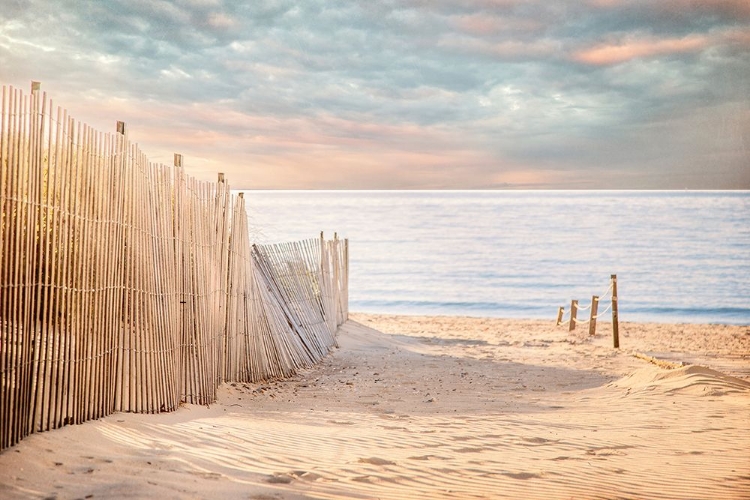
[
  {"left": 0, "top": 0, "right": 748, "bottom": 189},
  {"left": 588, "top": 0, "right": 750, "bottom": 21},
  {"left": 452, "top": 12, "right": 544, "bottom": 36},
  {"left": 572, "top": 27, "right": 750, "bottom": 66},
  {"left": 573, "top": 34, "right": 709, "bottom": 65}
]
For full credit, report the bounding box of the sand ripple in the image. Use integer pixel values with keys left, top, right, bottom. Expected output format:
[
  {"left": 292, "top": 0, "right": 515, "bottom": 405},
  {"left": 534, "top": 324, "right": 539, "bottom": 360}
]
[{"left": 0, "top": 315, "right": 748, "bottom": 499}]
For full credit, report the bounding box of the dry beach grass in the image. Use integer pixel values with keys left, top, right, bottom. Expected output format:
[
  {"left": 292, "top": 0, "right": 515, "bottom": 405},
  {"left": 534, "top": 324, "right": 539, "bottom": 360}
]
[{"left": 1, "top": 313, "right": 748, "bottom": 499}]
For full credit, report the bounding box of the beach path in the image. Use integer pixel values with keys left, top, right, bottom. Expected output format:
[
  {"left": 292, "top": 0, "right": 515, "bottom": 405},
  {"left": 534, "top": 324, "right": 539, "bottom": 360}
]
[{"left": 1, "top": 314, "right": 748, "bottom": 499}]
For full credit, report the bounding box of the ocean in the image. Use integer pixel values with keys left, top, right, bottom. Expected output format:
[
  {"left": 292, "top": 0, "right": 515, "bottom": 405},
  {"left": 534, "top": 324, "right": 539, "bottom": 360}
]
[{"left": 243, "top": 190, "right": 750, "bottom": 325}]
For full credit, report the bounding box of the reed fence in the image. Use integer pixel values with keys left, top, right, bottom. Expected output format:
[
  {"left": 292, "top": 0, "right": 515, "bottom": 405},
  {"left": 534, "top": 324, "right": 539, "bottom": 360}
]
[{"left": 0, "top": 83, "right": 348, "bottom": 451}]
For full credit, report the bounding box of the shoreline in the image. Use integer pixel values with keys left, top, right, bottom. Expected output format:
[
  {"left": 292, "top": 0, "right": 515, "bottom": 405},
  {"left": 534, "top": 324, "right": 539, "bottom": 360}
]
[
  {"left": 350, "top": 309, "right": 750, "bottom": 328},
  {"left": 1, "top": 312, "right": 748, "bottom": 499}
]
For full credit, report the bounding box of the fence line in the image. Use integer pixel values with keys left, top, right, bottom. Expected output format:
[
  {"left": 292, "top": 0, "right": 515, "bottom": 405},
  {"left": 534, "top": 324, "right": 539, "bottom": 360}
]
[
  {"left": 556, "top": 275, "right": 619, "bottom": 347},
  {"left": 0, "top": 83, "right": 348, "bottom": 451}
]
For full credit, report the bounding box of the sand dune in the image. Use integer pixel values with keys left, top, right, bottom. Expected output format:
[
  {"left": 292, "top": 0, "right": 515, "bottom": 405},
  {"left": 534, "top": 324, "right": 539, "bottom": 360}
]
[
  {"left": 612, "top": 364, "right": 750, "bottom": 396},
  {"left": 1, "top": 314, "right": 748, "bottom": 499}
]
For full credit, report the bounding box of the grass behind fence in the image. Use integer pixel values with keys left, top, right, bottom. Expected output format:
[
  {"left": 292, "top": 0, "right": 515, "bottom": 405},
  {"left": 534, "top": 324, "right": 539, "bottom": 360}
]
[{"left": 0, "top": 84, "right": 348, "bottom": 451}]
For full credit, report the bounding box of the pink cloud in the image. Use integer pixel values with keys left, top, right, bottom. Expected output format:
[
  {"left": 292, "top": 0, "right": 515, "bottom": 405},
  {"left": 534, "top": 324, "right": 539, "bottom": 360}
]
[
  {"left": 724, "top": 28, "right": 750, "bottom": 47},
  {"left": 206, "top": 12, "right": 236, "bottom": 30},
  {"left": 573, "top": 26, "right": 750, "bottom": 66},
  {"left": 573, "top": 35, "right": 709, "bottom": 66},
  {"left": 452, "top": 13, "right": 544, "bottom": 36},
  {"left": 438, "top": 34, "right": 562, "bottom": 60},
  {"left": 83, "top": 97, "right": 495, "bottom": 188}
]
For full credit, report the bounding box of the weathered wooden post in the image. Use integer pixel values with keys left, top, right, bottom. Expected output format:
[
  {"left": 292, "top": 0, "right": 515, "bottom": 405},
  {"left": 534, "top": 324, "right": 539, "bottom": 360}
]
[
  {"left": 611, "top": 274, "right": 620, "bottom": 348},
  {"left": 116, "top": 120, "right": 126, "bottom": 135},
  {"left": 173, "top": 151, "right": 185, "bottom": 405},
  {"left": 588, "top": 296, "right": 599, "bottom": 336},
  {"left": 568, "top": 299, "right": 578, "bottom": 331},
  {"left": 344, "top": 237, "right": 349, "bottom": 320},
  {"left": 320, "top": 230, "right": 325, "bottom": 279},
  {"left": 556, "top": 307, "right": 564, "bottom": 326}
]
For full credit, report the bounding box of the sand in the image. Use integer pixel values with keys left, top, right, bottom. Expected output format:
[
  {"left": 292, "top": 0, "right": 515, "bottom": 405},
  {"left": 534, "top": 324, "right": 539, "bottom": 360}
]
[{"left": 1, "top": 313, "right": 748, "bottom": 499}]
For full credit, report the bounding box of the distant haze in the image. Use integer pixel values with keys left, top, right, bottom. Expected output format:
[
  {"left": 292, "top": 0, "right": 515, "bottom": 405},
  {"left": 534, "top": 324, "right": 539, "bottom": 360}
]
[{"left": 1, "top": 1, "right": 748, "bottom": 189}]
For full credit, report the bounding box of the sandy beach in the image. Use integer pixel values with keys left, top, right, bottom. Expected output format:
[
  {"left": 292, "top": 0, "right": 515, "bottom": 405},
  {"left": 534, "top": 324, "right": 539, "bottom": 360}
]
[{"left": 1, "top": 313, "right": 748, "bottom": 499}]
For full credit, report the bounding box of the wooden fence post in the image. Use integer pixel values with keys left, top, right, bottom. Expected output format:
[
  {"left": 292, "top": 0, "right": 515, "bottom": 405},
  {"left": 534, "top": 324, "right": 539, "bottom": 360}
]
[
  {"left": 344, "top": 238, "right": 349, "bottom": 320},
  {"left": 588, "top": 296, "right": 598, "bottom": 336},
  {"left": 611, "top": 274, "right": 620, "bottom": 348},
  {"left": 174, "top": 153, "right": 182, "bottom": 167},
  {"left": 556, "top": 307, "right": 564, "bottom": 326},
  {"left": 568, "top": 300, "right": 578, "bottom": 331}
]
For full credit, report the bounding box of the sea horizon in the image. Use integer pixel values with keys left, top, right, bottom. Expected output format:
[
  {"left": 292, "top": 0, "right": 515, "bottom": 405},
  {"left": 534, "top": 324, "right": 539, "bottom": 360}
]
[
  {"left": 243, "top": 190, "right": 750, "bottom": 326},
  {"left": 236, "top": 188, "right": 750, "bottom": 193}
]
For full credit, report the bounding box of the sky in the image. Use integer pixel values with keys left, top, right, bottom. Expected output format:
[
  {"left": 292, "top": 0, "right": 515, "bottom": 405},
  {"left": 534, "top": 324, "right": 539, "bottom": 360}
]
[{"left": 1, "top": 0, "right": 749, "bottom": 189}]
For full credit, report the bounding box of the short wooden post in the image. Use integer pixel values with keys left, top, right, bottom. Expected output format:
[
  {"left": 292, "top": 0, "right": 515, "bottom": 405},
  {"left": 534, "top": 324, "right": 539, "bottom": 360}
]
[
  {"left": 611, "top": 274, "right": 620, "bottom": 348},
  {"left": 556, "top": 307, "right": 564, "bottom": 326},
  {"left": 218, "top": 172, "right": 225, "bottom": 183},
  {"left": 588, "top": 296, "right": 599, "bottom": 336},
  {"left": 116, "top": 121, "right": 126, "bottom": 135},
  {"left": 568, "top": 300, "right": 578, "bottom": 331},
  {"left": 174, "top": 153, "right": 183, "bottom": 167},
  {"left": 31, "top": 81, "right": 41, "bottom": 93}
]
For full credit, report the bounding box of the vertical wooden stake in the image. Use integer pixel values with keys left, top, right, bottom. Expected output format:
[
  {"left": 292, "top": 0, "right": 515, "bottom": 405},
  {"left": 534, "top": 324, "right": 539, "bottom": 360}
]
[
  {"left": 116, "top": 121, "right": 126, "bottom": 135},
  {"left": 556, "top": 307, "right": 564, "bottom": 326},
  {"left": 568, "top": 300, "right": 578, "bottom": 331},
  {"left": 588, "top": 296, "right": 599, "bottom": 336},
  {"left": 611, "top": 274, "right": 620, "bottom": 348},
  {"left": 174, "top": 153, "right": 182, "bottom": 167},
  {"left": 344, "top": 238, "right": 349, "bottom": 321}
]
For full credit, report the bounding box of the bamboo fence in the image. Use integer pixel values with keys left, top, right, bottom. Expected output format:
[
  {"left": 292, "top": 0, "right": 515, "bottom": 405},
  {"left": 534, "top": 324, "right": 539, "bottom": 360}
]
[{"left": 0, "top": 84, "right": 348, "bottom": 451}]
